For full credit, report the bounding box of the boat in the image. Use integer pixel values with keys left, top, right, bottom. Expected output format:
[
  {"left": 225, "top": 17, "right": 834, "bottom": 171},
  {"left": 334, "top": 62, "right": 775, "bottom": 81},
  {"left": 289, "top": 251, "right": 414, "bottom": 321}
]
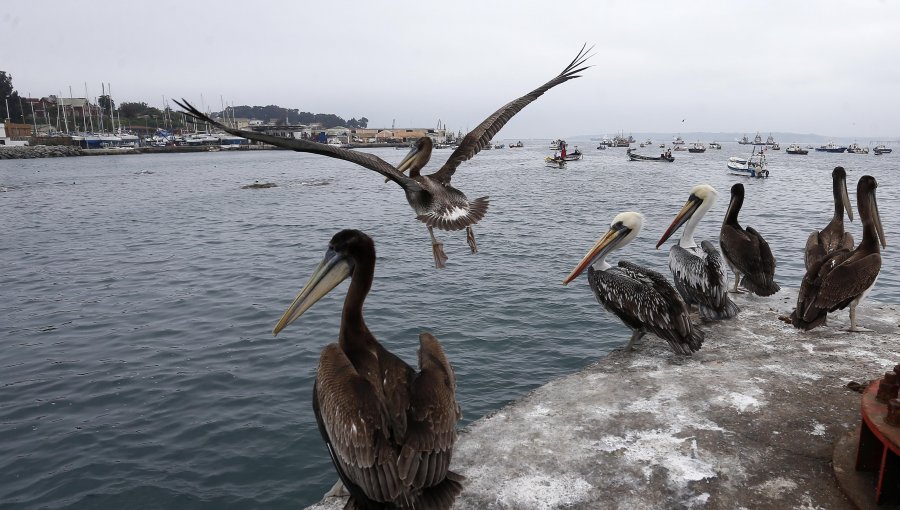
[
  {"left": 727, "top": 149, "right": 769, "bottom": 178},
  {"left": 550, "top": 139, "right": 560, "bottom": 150},
  {"left": 708, "top": 141, "right": 722, "bottom": 150},
  {"left": 815, "top": 142, "right": 848, "bottom": 153},
  {"left": 847, "top": 143, "right": 868, "bottom": 154},
  {"left": 627, "top": 148, "right": 674, "bottom": 162},
  {"left": 596, "top": 144, "right": 606, "bottom": 150},
  {"left": 658, "top": 143, "right": 665, "bottom": 148},
  {"left": 509, "top": 141, "right": 524, "bottom": 148},
  {"left": 738, "top": 134, "right": 751, "bottom": 145},
  {"left": 770, "top": 143, "right": 780, "bottom": 150},
  {"left": 612, "top": 134, "right": 631, "bottom": 147},
  {"left": 786, "top": 143, "right": 808, "bottom": 155},
  {"left": 673, "top": 135, "right": 685, "bottom": 146},
  {"left": 873, "top": 145, "right": 892, "bottom": 155},
  {"left": 494, "top": 143, "right": 505, "bottom": 149},
  {"left": 673, "top": 145, "right": 687, "bottom": 152},
  {"left": 688, "top": 142, "right": 706, "bottom": 153},
  {"left": 765, "top": 134, "right": 776, "bottom": 146},
  {"left": 565, "top": 148, "right": 583, "bottom": 161},
  {"left": 644, "top": 139, "right": 653, "bottom": 145},
  {"left": 752, "top": 133, "right": 764, "bottom": 145},
  {"left": 545, "top": 156, "right": 567, "bottom": 168}
]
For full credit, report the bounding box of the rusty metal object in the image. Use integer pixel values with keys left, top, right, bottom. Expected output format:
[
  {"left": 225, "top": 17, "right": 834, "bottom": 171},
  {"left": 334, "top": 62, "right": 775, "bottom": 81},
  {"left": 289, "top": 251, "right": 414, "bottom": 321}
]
[
  {"left": 875, "top": 372, "right": 899, "bottom": 403},
  {"left": 886, "top": 399, "right": 900, "bottom": 427}
]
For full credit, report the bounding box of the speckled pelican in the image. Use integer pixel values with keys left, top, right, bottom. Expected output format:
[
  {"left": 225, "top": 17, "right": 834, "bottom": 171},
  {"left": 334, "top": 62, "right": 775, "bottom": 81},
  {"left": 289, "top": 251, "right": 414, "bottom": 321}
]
[
  {"left": 175, "top": 45, "right": 592, "bottom": 269},
  {"left": 719, "top": 183, "right": 780, "bottom": 296},
  {"left": 564, "top": 212, "right": 704, "bottom": 354},
  {"left": 656, "top": 184, "right": 739, "bottom": 320},
  {"left": 805, "top": 166, "right": 854, "bottom": 270},
  {"left": 791, "top": 175, "right": 885, "bottom": 331},
  {"left": 272, "top": 230, "right": 463, "bottom": 509}
]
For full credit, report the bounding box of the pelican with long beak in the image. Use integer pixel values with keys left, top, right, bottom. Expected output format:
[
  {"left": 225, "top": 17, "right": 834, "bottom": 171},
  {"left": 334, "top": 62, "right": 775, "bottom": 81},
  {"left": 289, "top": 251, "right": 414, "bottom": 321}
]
[
  {"left": 273, "top": 230, "right": 463, "bottom": 509},
  {"left": 564, "top": 212, "right": 703, "bottom": 354},
  {"left": 177, "top": 44, "right": 592, "bottom": 269},
  {"left": 791, "top": 175, "right": 886, "bottom": 331},
  {"left": 805, "top": 166, "right": 854, "bottom": 270},
  {"left": 656, "top": 184, "right": 739, "bottom": 320},
  {"left": 719, "top": 183, "right": 780, "bottom": 296}
]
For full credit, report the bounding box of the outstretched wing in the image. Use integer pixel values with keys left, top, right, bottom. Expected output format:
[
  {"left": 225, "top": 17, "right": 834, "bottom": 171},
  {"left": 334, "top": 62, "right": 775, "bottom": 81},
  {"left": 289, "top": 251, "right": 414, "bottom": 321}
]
[
  {"left": 431, "top": 44, "right": 593, "bottom": 184},
  {"left": 174, "top": 99, "right": 422, "bottom": 192}
]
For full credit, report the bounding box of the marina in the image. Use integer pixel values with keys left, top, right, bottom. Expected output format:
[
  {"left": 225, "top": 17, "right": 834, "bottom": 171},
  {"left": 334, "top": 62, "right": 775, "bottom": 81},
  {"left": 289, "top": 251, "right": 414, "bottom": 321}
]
[{"left": 2, "top": 145, "right": 899, "bottom": 509}]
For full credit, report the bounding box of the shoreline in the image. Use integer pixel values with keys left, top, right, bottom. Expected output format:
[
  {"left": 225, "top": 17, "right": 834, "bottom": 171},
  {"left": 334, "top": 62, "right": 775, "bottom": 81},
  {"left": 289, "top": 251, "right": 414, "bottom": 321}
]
[{"left": 304, "top": 289, "right": 899, "bottom": 509}]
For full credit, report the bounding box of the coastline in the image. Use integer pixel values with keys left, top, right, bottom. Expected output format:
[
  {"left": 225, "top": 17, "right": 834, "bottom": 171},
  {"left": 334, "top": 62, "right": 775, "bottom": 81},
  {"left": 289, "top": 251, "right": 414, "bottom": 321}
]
[{"left": 303, "top": 289, "right": 899, "bottom": 509}]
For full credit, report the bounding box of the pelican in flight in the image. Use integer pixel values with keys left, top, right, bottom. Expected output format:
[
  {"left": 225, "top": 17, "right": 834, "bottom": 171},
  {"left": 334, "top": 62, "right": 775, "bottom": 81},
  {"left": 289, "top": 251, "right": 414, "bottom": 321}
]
[
  {"left": 790, "top": 175, "right": 885, "bottom": 331},
  {"left": 273, "top": 230, "right": 463, "bottom": 509},
  {"left": 805, "top": 166, "right": 854, "bottom": 270},
  {"left": 656, "top": 184, "right": 739, "bottom": 320},
  {"left": 176, "top": 45, "right": 592, "bottom": 269},
  {"left": 564, "top": 212, "right": 703, "bottom": 354},
  {"left": 719, "top": 183, "right": 780, "bottom": 296}
]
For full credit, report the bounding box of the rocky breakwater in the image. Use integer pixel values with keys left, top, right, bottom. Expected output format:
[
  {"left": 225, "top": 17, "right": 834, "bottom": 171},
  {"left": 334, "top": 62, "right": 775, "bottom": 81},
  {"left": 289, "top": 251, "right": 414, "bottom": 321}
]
[{"left": 0, "top": 145, "right": 82, "bottom": 159}]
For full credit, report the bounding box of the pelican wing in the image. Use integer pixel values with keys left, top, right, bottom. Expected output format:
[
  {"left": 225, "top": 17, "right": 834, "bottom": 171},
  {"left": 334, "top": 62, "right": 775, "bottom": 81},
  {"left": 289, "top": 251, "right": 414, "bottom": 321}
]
[
  {"left": 793, "top": 249, "right": 854, "bottom": 328},
  {"left": 804, "top": 230, "right": 824, "bottom": 270},
  {"left": 813, "top": 252, "right": 882, "bottom": 312},
  {"left": 723, "top": 226, "right": 779, "bottom": 296},
  {"left": 669, "top": 241, "right": 737, "bottom": 320},
  {"left": 315, "top": 344, "right": 404, "bottom": 502},
  {"left": 398, "top": 333, "right": 462, "bottom": 487},
  {"left": 431, "top": 45, "right": 592, "bottom": 184},
  {"left": 174, "top": 99, "right": 423, "bottom": 192}
]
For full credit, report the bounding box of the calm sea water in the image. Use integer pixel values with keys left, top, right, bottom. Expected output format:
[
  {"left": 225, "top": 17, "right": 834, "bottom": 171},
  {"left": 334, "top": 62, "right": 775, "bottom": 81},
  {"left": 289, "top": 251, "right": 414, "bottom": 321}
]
[{"left": 1, "top": 143, "right": 898, "bottom": 509}]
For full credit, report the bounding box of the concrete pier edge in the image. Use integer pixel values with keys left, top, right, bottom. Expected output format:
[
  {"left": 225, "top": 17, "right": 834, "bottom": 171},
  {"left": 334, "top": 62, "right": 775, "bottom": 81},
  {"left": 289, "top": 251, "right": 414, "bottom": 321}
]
[{"left": 304, "top": 288, "right": 900, "bottom": 510}]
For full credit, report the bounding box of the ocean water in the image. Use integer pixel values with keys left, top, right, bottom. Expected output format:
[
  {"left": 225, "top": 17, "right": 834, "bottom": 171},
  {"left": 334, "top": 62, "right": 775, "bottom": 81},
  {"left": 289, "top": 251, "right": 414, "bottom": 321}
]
[{"left": 1, "top": 144, "right": 898, "bottom": 509}]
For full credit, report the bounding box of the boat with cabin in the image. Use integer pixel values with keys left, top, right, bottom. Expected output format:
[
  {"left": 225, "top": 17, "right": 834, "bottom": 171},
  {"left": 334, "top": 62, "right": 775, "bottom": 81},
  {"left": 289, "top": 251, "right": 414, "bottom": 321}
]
[
  {"left": 688, "top": 142, "right": 706, "bottom": 153},
  {"left": 873, "top": 145, "right": 892, "bottom": 155},
  {"left": 847, "top": 143, "right": 869, "bottom": 154},
  {"left": 708, "top": 141, "right": 722, "bottom": 150},
  {"left": 727, "top": 148, "right": 769, "bottom": 178},
  {"left": 815, "top": 142, "right": 848, "bottom": 153},
  {"left": 786, "top": 143, "right": 808, "bottom": 155}
]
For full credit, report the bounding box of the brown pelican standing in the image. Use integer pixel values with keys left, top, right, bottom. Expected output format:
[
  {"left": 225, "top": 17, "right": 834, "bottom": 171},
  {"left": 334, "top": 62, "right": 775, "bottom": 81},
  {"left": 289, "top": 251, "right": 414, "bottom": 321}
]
[
  {"left": 272, "top": 230, "right": 463, "bottom": 509},
  {"left": 719, "top": 183, "right": 780, "bottom": 296},
  {"left": 563, "top": 212, "right": 703, "bottom": 355},
  {"left": 790, "top": 175, "right": 885, "bottom": 331},
  {"left": 805, "top": 166, "right": 854, "bottom": 270},
  {"left": 656, "top": 184, "right": 739, "bottom": 320},
  {"left": 176, "top": 45, "right": 592, "bottom": 269}
]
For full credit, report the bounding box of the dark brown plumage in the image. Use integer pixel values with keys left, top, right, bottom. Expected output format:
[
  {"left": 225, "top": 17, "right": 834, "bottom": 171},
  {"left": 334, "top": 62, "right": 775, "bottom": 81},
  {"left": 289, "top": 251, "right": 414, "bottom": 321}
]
[
  {"left": 175, "top": 45, "right": 592, "bottom": 268},
  {"left": 805, "top": 166, "right": 854, "bottom": 270},
  {"left": 719, "top": 183, "right": 780, "bottom": 296},
  {"left": 791, "top": 175, "right": 885, "bottom": 331},
  {"left": 273, "top": 230, "right": 462, "bottom": 509}
]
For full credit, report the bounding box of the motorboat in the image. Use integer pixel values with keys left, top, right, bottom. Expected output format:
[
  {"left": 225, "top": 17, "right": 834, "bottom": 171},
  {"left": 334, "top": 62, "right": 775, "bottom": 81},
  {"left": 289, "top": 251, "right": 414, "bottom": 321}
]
[
  {"left": 727, "top": 149, "right": 769, "bottom": 178},
  {"left": 815, "top": 142, "right": 848, "bottom": 153},
  {"left": 596, "top": 144, "right": 606, "bottom": 150},
  {"left": 770, "top": 143, "right": 781, "bottom": 150},
  {"left": 627, "top": 148, "right": 674, "bottom": 162},
  {"left": 673, "top": 135, "right": 685, "bottom": 146},
  {"left": 688, "top": 142, "right": 706, "bottom": 153},
  {"left": 847, "top": 143, "right": 869, "bottom": 154},
  {"left": 708, "top": 141, "right": 722, "bottom": 150},
  {"left": 785, "top": 143, "right": 808, "bottom": 155},
  {"left": 738, "top": 134, "right": 751, "bottom": 145},
  {"left": 509, "top": 141, "right": 524, "bottom": 148},
  {"left": 873, "top": 145, "right": 892, "bottom": 155}
]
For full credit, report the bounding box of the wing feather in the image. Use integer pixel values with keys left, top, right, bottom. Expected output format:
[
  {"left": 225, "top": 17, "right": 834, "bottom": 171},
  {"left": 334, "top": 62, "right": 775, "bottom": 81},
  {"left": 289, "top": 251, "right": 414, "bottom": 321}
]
[
  {"left": 174, "top": 99, "right": 422, "bottom": 192},
  {"left": 431, "top": 44, "right": 593, "bottom": 184}
]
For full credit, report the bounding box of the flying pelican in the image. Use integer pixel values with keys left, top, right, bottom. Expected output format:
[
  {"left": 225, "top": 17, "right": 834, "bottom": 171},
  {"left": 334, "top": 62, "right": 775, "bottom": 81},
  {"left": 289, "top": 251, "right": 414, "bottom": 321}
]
[
  {"left": 719, "top": 183, "right": 780, "bottom": 296},
  {"left": 564, "top": 212, "right": 704, "bottom": 354},
  {"left": 790, "top": 175, "right": 885, "bottom": 331},
  {"left": 176, "top": 45, "right": 592, "bottom": 269},
  {"left": 805, "top": 166, "right": 854, "bottom": 270},
  {"left": 272, "top": 230, "right": 463, "bottom": 509},
  {"left": 656, "top": 184, "right": 739, "bottom": 320}
]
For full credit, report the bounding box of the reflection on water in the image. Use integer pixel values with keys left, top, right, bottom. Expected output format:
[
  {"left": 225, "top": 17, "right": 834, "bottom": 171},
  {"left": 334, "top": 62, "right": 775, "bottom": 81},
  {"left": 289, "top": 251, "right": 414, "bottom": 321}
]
[{"left": 1, "top": 146, "right": 898, "bottom": 509}]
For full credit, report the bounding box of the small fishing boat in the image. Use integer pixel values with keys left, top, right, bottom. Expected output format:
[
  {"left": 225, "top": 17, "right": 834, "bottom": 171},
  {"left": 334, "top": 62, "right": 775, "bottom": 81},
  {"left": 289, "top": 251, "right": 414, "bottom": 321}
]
[
  {"left": 673, "top": 135, "right": 685, "bottom": 146},
  {"left": 847, "top": 143, "right": 869, "bottom": 154},
  {"left": 815, "top": 142, "right": 847, "bottom": 153},
  {"left": 708, "top": 141, "right": 722, "bottom": 150},
  {"left": 727, "top": 149, "right": 769, "bottom": 178},
  {"left": 509, "top": 141, "right": 524, "bottom": 148},
  {"left": 596, "top": 144, "right": 606, "bottom": 150},
  {"left": 873, "top": 145, "right": 892, "bottom": 155},
  {"left": 738, "top": 134, "right": 752, "bottom": 145},
  {"left": 658, "top": 143, "right": 665, "bottom": 148},
  {"left": 550, "top": 139, "right": 560, "bottom": 150},
  {"left": 627, "top": 148, "right": 674, "bottom": 162},
  {"left": 770, "top": 142, "right": 781, "bottom": 150},
  {"left": 565, "top": 148, "right": 583, "bottom": 161},
  {"left": 688, "top": 142, "right": 706, "bottom": 153},
  {"left": 545, "top": 156, "right": 567, "bottom": 168},
  {"left": 786, "top": 143, "right": 808, "bottom": 155}
]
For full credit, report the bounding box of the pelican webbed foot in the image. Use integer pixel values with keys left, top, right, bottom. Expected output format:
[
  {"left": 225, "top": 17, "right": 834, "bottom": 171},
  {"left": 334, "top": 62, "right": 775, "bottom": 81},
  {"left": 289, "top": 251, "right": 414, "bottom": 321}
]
[
  {"left": 466, "top": 226, "right": 478, "bottom": 254},
  {"left": 324, "top": 480, "right": 348, "bottom": 498},
  {"left": 428, "top": 226, "right": 449, "bottom": 269},
  {"left": 625, "top": 330, "right": 645, "bottom": 351}
]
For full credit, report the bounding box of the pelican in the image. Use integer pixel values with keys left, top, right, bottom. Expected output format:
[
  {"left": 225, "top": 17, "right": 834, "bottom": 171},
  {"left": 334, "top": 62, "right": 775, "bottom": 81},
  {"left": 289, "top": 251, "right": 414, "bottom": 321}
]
[
  {"left": 273, "top": 230, "right": 463, "bottom": 509},
  {"left": 656, "top": 184, "right": 739, "bottom": 320},
  {"left": 564, "top": 212, "right": 703, "bottom": 354},
  {"left": 805, "top": 166, "right": 854, "bottom": 270},
  {"left": 176, "top": 45, "right": 592, "bottom": 269},
  {"left": 790, "top": 175, "right": 885, "bottom": 331},
  {"left": 719, "top": 183, "right": 780, "bottom": 296}
]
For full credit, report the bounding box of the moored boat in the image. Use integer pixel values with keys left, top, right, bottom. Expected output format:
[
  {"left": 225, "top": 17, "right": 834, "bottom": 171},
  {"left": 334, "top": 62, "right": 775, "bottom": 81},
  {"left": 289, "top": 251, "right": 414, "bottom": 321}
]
[
  {"left": 627, "top": 148, "right": 674, "bottom": 162},
  {"left": 873, "top": 145, "right": 892, "bottom": 155},
  {"left": 727, "top": 149, "right": 769, "bottom": 178},
  {"left": 688, "top": 142, "right": 706, "bottom": 153},
  {"left": 708, "top": 141, "right": 722, "bottom": 150},
  {"left": 847, "top": 143, "right": 868, "bottom": 154},
  {"left": 785, "top": 143, "right": 808, "bottom": 155},
  {"left": 815, "top": 142, "right": 848, "bottom": 153}
]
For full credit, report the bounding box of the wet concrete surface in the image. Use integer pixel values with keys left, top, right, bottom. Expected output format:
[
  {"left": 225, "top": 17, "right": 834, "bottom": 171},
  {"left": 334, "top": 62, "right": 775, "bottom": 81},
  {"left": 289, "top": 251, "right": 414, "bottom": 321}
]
[{"left": 305, "top": 289, "right": 900, "bottom": 509}]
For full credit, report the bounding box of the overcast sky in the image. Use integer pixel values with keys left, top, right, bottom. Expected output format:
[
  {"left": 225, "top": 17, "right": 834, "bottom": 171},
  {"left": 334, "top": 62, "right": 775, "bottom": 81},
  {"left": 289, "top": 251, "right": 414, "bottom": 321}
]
[{"left": 3, "top": 0, "right": 899, "bottom": 138}]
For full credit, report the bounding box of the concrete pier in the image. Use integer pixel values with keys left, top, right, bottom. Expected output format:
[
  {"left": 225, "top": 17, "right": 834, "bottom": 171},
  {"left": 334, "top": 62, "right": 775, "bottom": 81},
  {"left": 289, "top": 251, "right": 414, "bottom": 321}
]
[{"left": 305, "top": 289, "right": 899, "bottom": 509}]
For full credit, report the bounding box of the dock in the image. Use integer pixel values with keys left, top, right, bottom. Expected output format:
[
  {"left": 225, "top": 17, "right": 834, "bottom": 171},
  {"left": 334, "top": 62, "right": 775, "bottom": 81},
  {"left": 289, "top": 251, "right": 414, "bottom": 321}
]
[{"left": 304, "top": 289, "right": 900, "bottom": 509}]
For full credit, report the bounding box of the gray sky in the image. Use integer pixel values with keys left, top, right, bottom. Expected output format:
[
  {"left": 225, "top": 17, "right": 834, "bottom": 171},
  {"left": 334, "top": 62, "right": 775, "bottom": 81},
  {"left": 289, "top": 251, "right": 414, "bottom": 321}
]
[{"left": 4, "top": 0, "right": 899, "bottom": 138}]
